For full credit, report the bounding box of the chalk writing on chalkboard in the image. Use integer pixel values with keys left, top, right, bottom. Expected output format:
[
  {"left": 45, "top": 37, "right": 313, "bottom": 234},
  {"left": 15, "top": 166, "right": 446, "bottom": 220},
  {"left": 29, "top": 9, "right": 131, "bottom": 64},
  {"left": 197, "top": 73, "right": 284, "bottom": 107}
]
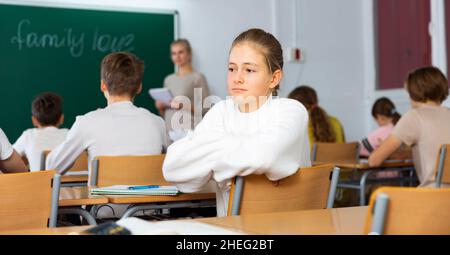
[{"left": 10, "top": 19, "right": 135, "bottom": 58}]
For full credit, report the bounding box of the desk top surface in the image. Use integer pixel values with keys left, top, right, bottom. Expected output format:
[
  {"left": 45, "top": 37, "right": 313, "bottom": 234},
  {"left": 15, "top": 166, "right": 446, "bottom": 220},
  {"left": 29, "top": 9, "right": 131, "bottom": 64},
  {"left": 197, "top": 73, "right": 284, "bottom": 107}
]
[
  {"left": 0, "top": 206, "right": 368, "bottom": 235},
  {"left": 314, "top": 159, "right": 413, "bottom": 170},
  {"left": 196, "top": 206, "right": 368, "bottom": 235},
  {"left": 59, "top": 187, "right": 108, "bottom": 207},
  {"left": 105, "top": 192, "right": 216, "bottom": 204}
]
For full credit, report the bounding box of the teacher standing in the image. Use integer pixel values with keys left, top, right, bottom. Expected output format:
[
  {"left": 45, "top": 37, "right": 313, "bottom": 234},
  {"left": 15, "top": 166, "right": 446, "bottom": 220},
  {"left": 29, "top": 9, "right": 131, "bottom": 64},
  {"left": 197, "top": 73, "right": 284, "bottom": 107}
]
[{"left": 156, "top": 39, "right": 210, "bottom": 134}]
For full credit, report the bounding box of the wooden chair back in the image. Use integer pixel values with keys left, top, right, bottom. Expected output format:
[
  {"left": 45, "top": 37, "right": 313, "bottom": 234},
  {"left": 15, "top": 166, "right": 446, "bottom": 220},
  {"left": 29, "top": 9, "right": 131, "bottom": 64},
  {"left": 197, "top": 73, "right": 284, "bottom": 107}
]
[
  {"left": 228, "top": 164, "right": 339, "bottom": 216},
  {"left": 0, "top": 170, "right": 55, "bottom": 230},
  {"left": 91, "top": 154, "right": 168, "bottom": 187}
]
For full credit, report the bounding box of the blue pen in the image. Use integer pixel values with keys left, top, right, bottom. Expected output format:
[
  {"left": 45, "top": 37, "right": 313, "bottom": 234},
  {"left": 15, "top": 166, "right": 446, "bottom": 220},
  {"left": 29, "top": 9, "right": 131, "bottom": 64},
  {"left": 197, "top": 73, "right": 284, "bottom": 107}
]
[{"left": 128, "top": 185, "right": 160, "bottom": 190}]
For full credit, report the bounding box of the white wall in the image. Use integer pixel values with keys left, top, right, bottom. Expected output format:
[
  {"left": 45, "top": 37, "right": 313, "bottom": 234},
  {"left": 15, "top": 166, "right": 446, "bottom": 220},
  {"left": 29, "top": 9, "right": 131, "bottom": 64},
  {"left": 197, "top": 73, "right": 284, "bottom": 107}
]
[
  {"left": 7, "top": 0, "right": 438, "bottom": 142},
  {"left": 276, "top": 0, "right": 367, "bottom": 141}
]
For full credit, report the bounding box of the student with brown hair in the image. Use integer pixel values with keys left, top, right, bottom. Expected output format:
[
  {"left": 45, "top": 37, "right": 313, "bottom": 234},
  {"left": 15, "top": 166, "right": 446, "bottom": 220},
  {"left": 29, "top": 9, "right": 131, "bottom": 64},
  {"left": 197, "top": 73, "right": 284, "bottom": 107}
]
[
  {"left": 288, "top": 85, "right": 345, "bottom": 144},
  {"left": 13, "top": 92, "right": 68, "bottom": 171},
  {"left": 360, "top": 97, "right": 401, "bottom": 156},
  {"left": 369, "top": 66, "right": 450, "bottom": 187},
  {"left": 47, "top": 52, "right": 169, "bottom": 180},
  {"left": 163, "top": 28, "right": 311, "bottom": 217}
]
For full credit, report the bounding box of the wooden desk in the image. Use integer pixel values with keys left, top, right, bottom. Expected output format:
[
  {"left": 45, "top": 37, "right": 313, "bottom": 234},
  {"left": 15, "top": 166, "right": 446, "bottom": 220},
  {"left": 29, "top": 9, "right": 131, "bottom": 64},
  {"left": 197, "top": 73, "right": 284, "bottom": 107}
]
[
  {"left": 0, "top": 206, "right": 368, "bottom": 235},
  {"left": 61, "top": 175, "right": 88, "bottom": 183},
  {"left": 105, "top": 192, "right": 216, "bottom": 218},
  {"left": 61, "top": 174, "right": 88, "bottom": 187},
  {"left": 59, "top": 187, "right": 108, "bottom": 207},
  {"left": 0, "top": 226, "right": 89, "bottom": 235},
  {"left": 196, "top": 206, "right": 367, "bottom": 235},
  {"left": 59, "top": 186, "right": 215, "bottom": 219},
  {"left": 313, "top": 159, "right": 414, "bottom": 170},
  {"left": 315, "top": 159, "right": 415, "bottom": 206},
  {"left": 58, "top": 187, "right": 109, "bottom": 225},
  {"left": 58, "top": 187, "right": 214, "bottom": 207},
  {"left": 335, "top": 160, "right": 414, "bottom": 171},
  {"left": 106, "top": 192, "right": 215, "bottom": 204}
]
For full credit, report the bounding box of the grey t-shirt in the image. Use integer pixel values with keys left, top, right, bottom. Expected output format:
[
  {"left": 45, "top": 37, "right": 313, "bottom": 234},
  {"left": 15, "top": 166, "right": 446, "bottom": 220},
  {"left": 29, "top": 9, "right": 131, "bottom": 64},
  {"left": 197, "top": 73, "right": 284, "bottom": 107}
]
[
  {"left": 392, "top": 105, "right": 450, "bottom": 187},
  {"left": 163, "top": 71, "right": 210, "bottom": 131}
]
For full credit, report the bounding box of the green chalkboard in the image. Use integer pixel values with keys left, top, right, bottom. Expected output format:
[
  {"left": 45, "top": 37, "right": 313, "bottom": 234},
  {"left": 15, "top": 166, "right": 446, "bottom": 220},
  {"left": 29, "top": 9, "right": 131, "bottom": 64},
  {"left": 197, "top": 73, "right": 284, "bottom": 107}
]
[{"left": 0, "top": 3, "right": 176, "bottom": 141}]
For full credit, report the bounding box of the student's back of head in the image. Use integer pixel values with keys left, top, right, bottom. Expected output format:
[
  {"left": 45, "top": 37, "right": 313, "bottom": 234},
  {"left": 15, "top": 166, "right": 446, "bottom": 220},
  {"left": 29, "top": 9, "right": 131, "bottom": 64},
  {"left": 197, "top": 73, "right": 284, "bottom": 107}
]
[
  {"left": 288, "top": 85, "right": 337, "bottom": 143},
  {"left": 371, "top": 97, "right": 401, "bottom": 125},
  {"left": 32, "top": 92, "right": 63, "bottom": 127},
  {"left": 406, "top": 66, "right": 449, "bottom": 105},
  {"left": 101, "top": 52, "right": 144, "bottom": 98}
]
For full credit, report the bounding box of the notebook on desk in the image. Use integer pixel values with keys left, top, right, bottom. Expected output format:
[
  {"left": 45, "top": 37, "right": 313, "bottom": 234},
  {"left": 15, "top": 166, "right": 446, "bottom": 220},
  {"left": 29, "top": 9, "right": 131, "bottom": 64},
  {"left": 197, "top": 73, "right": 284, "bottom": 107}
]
[{"left": 90, "top": 185, "right": 179, "bottom": 196}]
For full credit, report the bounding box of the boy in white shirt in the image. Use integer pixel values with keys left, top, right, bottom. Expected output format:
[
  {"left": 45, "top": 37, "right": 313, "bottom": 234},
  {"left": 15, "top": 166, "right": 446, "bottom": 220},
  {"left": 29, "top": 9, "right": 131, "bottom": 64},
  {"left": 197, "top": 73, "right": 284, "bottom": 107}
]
[
  {"left": 0, "top": 128, "right": 28, "bottom": 173},
  {"left": 14, "top": 93, "right": 68, "bottom": 172},
  {"left": 46, "top": 52, "right": 169, "bottom": 179}
]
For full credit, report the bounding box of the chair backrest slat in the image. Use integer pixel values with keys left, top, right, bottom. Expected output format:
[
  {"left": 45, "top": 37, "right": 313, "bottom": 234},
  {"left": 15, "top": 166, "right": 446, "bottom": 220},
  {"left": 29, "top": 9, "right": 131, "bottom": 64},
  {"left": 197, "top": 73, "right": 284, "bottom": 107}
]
[
  {"left": 312, "top": 142, "right": 359, "bottom": 163},
  {"left": 228, "top": 164, "right": 337, "bottom": 216},
  {"left": 42, "top": 150, "right": 88, "bottom": 172},
  {"left": 91, "top": 154, "right": 168, "bottom": 187},
  {"left": 0, "top": 170, "right": 55, "bottom": 230},
  {"left": 366, "top": 187, "right": 450, "bottom": 235}
]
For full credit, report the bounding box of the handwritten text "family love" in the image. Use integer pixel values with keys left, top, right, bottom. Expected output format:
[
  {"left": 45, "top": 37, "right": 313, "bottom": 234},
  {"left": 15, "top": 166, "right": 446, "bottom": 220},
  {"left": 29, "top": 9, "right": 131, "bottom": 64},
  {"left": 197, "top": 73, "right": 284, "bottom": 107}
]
[{"left": 10, "top": 19, "right": 135, "bottom": 58}]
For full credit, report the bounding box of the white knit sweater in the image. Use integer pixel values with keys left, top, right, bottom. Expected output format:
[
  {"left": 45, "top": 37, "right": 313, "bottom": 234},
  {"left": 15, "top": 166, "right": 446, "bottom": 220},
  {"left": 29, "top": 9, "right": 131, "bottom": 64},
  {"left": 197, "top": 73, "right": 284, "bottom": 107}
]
[{"left": 163, "top": 97, "right": 311, "bottom": 216}]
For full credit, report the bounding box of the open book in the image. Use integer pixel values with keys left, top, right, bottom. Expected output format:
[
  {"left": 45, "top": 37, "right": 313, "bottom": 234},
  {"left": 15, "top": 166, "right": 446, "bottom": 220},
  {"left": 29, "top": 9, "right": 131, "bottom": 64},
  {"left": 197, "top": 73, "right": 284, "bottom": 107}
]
[{"left": 90, "top": 185, "right": 179, "bottom": 196}]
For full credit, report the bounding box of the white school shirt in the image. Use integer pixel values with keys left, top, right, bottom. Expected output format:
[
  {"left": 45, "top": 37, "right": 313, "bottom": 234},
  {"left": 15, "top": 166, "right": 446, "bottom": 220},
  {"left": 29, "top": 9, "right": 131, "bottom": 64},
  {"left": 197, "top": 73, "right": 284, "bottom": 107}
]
[
  {"left": 0, "top": 128, "right": 14, "bottom": 161},
  {"left": 13, "top": 127, "right": 68, "bottom": 172},
  {"left": 163, "top": 97, "right": 311, "bottom": 217},
  {"left": 46, "top": 101, "right": 169, "bottom": 181}
]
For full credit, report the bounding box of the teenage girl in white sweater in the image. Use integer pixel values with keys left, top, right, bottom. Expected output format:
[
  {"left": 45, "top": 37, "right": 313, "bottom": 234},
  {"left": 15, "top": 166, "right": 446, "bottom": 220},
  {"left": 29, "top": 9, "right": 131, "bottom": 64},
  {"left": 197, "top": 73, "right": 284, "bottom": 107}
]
[{"left": 163, "top": 28, "right": 311, "bottom": 216}]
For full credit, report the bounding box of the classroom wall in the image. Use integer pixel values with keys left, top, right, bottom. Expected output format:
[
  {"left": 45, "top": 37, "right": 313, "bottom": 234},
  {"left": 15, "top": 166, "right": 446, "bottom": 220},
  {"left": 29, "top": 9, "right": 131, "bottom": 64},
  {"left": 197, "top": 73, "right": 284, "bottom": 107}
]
[
  {"left": 276, "top": 0, "right": 367, "bottom": 141},
  {"left": 280, "top": 0, "right": 450, "bottom": 140},
  {"left": 6, "top": 0, "right": 440, "bottom": 142},
  {"left": 5, "top": 0, "right": 275, "bottom": 97}
]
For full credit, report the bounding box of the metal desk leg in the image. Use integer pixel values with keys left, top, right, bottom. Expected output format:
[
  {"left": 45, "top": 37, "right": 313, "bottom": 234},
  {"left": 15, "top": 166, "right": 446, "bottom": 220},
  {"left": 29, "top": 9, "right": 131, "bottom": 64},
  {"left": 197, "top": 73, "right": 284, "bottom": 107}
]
[
  {"left": 58, "top": 208, "right": 97, "bottom": 225},
  {"left": 121, "top": 200, "right": 217, "bottom": 219},
  {"left": 122, "top": 205, "right": 151, "bottom": 218},
  {"left": 90, "top": 205, "right": 99, "bottom": 218},
  {"left": 359, "top": 170, "right": 375, "bottom": 206}
]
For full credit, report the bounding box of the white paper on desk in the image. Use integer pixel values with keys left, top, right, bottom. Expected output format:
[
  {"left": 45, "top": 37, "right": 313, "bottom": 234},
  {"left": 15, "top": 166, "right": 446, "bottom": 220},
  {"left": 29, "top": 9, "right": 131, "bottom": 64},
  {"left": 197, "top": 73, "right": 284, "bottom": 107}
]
[
  {"left": 65, "top": 171, "right": 88, "bottom": 176},
  {"left": 149, "top": 88, "right": 173, "bottom": 105},
  {"left": 117, "top": 217, "right": 243, "bottom": 235}
]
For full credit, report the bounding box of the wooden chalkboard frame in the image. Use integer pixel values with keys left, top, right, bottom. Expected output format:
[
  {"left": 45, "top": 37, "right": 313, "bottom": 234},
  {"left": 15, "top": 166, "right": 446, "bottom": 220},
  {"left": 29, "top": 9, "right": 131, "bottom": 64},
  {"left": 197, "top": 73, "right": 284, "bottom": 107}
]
[{"left": 0, "top": 0, "right": 179, "bottom": 40}]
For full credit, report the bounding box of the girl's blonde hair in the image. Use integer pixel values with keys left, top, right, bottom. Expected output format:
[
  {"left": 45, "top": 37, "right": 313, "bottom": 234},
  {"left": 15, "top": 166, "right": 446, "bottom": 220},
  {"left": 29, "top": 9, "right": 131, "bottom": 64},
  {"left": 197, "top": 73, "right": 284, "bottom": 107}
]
[
  {"left": 171, "top": 39, "right": 192, "bottom": 54},
  {"left": 231, "top": 28, "right": 283, "bottom": 96}
]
